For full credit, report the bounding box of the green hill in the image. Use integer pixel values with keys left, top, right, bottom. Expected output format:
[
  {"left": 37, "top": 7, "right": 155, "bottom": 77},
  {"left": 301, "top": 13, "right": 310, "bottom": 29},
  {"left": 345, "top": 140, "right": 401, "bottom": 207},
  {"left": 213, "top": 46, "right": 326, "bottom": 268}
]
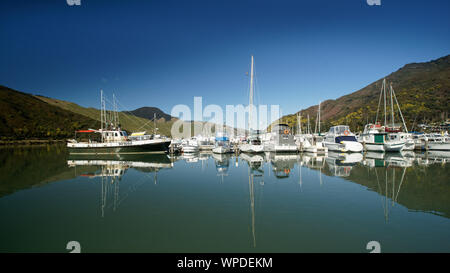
[
  {"left": 35, "top": 95, "right": 176, "bottom": 137},
  {"left": 275, "top": 55, "right": 450, "bottom": 133},
  {"left": 0, "top": 86, "right": 100, "bottom": 141}
]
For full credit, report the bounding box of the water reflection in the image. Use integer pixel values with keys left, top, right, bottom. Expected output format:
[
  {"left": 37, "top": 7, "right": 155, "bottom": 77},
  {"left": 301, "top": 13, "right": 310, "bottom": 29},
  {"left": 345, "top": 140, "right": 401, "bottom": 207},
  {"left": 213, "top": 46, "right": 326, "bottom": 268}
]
[
  {"left": 67, "top": 154, "right": 173, "bottom": 217},
  {"left": 0, "top": 145, "right": 449, "bottom": 252},
  {"left": 63, "top": 150, "right": 449, "bottom": 220},
  {"left": 266, "top": 152, "right": 299, "bottom": 179}
]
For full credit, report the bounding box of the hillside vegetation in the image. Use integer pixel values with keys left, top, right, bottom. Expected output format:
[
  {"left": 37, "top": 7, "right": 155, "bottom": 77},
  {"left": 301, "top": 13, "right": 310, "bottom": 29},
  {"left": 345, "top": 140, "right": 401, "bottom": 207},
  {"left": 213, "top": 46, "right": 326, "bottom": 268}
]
[
  {"left": 275, "top": 55, "right": 450, "bottom": 133},
  {"left": 0, "top": 86, "right": 100, "bottom": 140},
  {"left": 36, "top": 95, "right": 176, "bottom": 137}
]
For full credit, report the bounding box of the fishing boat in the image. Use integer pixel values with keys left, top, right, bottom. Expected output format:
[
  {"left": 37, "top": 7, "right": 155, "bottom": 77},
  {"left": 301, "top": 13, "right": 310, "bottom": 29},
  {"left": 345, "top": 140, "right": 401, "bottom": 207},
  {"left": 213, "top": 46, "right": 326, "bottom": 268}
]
[
  {"left": 264, "top": 124, "right": 298, "bottom": 153},
  {"left": 67, "top": 91, "right": 171, "bottom": 154},
  {"left": 323, "top": 125, "right": 363, "bottom": 153},
  {"left": 239, "top": 56, "right": 264, "bottom": 154},
  {"left": 212, "top": 132, "right": 232, "bottom": 154}
]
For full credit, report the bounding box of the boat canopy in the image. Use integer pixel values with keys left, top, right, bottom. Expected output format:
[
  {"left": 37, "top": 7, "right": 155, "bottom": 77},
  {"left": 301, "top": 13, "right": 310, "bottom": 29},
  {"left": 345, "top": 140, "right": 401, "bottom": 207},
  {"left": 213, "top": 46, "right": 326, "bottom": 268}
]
[
  {"left": 77, "top": 130, "right": 96, "bottom": 133},
  {"left": 215, "top": 136, "right": 229, "bottom": 141},
  {"left": 328, "top": 125, "right": 351, "bottom": 135}
]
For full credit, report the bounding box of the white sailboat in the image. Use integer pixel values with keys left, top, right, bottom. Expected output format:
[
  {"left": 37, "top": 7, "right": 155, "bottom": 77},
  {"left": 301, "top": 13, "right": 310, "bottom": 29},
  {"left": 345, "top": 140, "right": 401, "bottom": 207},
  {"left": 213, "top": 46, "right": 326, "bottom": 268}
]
[
  {"left": 358, "top": 79, "right": 406, "bottom": 152},
  {"left": 239, "top": 55, "right": 264, "bottom": 154}
]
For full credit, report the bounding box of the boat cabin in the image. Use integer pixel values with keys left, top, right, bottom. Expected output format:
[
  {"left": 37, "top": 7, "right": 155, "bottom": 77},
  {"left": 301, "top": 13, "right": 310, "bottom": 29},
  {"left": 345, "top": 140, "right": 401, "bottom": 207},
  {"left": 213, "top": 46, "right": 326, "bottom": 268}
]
[{"left": 326, "top": 125, "right": 357, "bottom": 143}]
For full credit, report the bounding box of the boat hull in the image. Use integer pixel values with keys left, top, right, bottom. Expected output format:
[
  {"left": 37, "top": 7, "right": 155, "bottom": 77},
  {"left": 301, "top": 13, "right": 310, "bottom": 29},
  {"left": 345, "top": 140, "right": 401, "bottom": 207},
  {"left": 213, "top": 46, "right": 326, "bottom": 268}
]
[
  {"left": 427, "top": 142, "right": 450, "bottom": 151},
  {"left": 239, "top": 144, "right": 264, "bottom": 153},
  {"left": 325, "top": 141, "right": 363, "bottom": 153},
  {"left": 364, "top": 143, "right": 385, "bottom": 152},
  {"left": 68, "top": 140, "right": 171, "bottom": 154}
]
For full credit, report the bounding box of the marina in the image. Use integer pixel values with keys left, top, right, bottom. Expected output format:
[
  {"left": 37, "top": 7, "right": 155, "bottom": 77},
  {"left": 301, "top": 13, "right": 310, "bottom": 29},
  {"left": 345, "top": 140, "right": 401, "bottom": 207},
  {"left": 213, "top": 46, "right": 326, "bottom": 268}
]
[{"left": 0, "top": 144, "right": 449, "bottom": 252}]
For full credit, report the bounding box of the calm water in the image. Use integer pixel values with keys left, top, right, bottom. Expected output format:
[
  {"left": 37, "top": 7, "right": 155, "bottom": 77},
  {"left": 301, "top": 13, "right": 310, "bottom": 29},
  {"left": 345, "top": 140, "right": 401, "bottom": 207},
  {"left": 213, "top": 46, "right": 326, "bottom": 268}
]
[{"left": 0, "top": 145, "right": 449, "bottom": 253}]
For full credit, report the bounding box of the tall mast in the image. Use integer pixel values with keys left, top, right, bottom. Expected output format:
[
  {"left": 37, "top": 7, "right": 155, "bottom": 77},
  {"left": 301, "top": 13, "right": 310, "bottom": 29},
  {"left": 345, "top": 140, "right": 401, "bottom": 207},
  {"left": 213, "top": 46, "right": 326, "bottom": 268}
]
[
  {"left": 297, "top": 113, "right": 302, "bottom": 135},
  {"left": 390, "top": 83, "right": 395, "bottom": 128},
  {"left": 154, "top": 113, "right": 157, "bottom": 135},
  {"left": 113, "top": 93, "right": 117, "bottom": 129},
  {"left": 383, "top": 79, "right": 387, "bottom": 127},
  {"left": 249, "top": 55, "right": 254, "bottom": 133},
  {"left": 318, "top": 101, "right": 321, "bottom": 134},
  {"left": 100, "top": 90, "right": 104, "bottom": 141},
  {"left": 307, "top": 114, "right": 310, "bottom": 135}
]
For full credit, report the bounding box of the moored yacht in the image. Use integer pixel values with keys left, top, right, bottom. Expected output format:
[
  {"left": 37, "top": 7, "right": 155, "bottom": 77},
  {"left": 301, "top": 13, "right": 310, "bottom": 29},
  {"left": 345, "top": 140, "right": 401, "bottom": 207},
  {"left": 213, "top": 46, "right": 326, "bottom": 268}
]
[
  {"left": 264, "top": 124, "right": 298, "bottom": 153},
  {"left": 212, "top": 132, "right": 232, "bottom": 154},
  {"left": 358, "top": 123, "right": 405, "bottom": 152},
  {"left": 323, "top": 125, "right": 363, "bottom": 153}
]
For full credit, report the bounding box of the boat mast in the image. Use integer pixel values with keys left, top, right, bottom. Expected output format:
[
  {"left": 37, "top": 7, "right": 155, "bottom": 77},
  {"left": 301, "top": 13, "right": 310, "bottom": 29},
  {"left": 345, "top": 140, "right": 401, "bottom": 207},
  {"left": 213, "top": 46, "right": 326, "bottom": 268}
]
[
  {"left": 307, "top": 114, "right": 310, "bottom": 135},
  {"left": 100, "top": 90, "right": 104, "bottom": 142},
  {"left": 390, "top": 82, "right": 395, "bottom": 129},
  {"left": 383, "top": 79, "right": 387, "bottom": 127},
  {"left": 375, "top": 79, "right": 384, "bottom": 124},
  {"left": 249, "top": 55, "right": 254, "bottom": 134},
  {"left": 297, "top": 113, "right": 302, "bottom": 135},
  {"left": 318, "top": 101, "right": 321, "bottom": 135},
  {"left": 154, "top": 113, "right": 157, "bottom": 135}
]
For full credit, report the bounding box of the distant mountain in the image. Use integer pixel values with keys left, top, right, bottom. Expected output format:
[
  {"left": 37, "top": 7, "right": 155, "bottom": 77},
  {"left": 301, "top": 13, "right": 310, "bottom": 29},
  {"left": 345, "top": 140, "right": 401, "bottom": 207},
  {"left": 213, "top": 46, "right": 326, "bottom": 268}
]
[
  {"left": 276, "top": 55, "right": 450, "bottom": 133},
  {"left": 128, "top": 107, "right": 173, "bottom": 121},
  {"left": 0, "top": 85, "right": 100, "bottom": 140},
  {"left": 36, "top": 96, "right": 175, "bottom": 137}
]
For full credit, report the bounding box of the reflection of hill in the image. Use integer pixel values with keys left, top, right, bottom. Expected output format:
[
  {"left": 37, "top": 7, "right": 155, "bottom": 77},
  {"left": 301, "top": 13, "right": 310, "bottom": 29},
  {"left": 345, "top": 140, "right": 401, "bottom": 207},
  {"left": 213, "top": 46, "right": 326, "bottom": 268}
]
[
  {"left": 322, "top": 163, "right": 450, "bottom": 218},
  {"left": 0, "top": 145, "right": 93, "bottom": 197}
]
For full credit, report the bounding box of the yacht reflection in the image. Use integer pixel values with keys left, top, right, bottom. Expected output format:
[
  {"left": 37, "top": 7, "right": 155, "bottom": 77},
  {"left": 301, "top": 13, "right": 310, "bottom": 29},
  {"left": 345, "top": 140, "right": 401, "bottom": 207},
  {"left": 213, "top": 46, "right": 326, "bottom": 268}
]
[
  {"left": 245, "top": 157, "right": 264, "bottom": 248},
  {"left": 266, "top": 152, "right": 299, "bottom": 179},
  {"left": 384, "top": 153, "right": 413, "bottom": 168},
  {"left": 67, "top": 154, "right": 173, "bottom": 217},
  {"left": 325, "top": 151, "right": 363, "bottom": 177},
  {"left": 181, "top": 152, "right": 200, "bottom": 163},
  {"left": 301, "top": 152, "right": 326, "bottom": 186},
  {"left": 212, "top": 153, "right": 232, "bottom": 182},
  {"left": 371, "top": 165, "right": 407, "bottom": 222},
  {"left": 240, "top": 153, "right": 265, "bottom": 171}
]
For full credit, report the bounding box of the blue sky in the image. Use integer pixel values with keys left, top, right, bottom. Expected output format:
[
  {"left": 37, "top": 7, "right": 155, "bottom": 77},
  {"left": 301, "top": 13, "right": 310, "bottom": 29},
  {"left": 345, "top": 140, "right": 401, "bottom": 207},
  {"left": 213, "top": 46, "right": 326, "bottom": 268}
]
[{"left": 1, "top": 0, "right": 449, "bottom": 119}]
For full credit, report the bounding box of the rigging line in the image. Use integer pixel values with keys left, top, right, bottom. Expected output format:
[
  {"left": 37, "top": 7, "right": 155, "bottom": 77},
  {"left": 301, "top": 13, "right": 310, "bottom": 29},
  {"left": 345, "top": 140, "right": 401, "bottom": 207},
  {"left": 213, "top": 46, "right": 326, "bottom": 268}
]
[
  {"left": 375, "top": 79, "right": 384, "bottom": 123},
  {"left": 112, "top": 97, "right": 153, "bottom": 130}
]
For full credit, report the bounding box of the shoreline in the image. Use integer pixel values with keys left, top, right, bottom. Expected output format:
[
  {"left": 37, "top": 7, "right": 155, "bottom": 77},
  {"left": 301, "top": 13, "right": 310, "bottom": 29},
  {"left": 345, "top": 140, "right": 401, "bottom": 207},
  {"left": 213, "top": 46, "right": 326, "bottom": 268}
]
[{"left": 0, "top": 139, "right": 66, "bottom": 146}]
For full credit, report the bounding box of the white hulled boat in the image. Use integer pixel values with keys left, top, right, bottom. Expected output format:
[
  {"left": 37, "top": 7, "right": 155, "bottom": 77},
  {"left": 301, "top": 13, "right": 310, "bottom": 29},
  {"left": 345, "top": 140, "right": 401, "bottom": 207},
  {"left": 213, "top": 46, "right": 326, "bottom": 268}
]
[
  {"left": 323, "top": 125, "right": 363, "bottom": 153},
  {"left": 239, "top": 56, "right": 264, "bottom": 154}
]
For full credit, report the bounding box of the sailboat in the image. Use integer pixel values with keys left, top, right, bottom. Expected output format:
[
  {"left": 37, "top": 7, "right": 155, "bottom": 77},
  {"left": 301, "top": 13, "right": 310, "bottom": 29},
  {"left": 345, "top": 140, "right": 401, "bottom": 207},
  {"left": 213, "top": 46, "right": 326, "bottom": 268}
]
[
  {"left": 67, "top": 90, "right": 171, "bottom": 154},
  {"left": 384, "top": 81, "right": 414, "bottom": 151},
  {"left": 358, "top": 79, "right": 407, "bottom": 152},
  {"left": 239, "top": 55, "right": 264, "bottom": 153},
  {"left": 300, "top": 102, "right": 328, "bottom": 154}
]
